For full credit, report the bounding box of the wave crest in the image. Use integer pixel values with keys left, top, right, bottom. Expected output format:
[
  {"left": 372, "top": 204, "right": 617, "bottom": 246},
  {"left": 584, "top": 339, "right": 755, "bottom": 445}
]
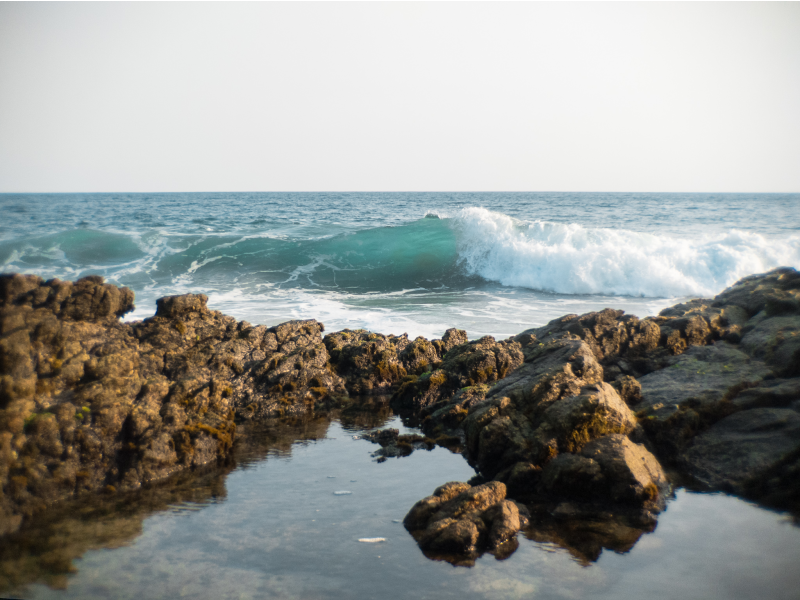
[{"left": 451, "top": 207, "right": 800, "bottom": 297}]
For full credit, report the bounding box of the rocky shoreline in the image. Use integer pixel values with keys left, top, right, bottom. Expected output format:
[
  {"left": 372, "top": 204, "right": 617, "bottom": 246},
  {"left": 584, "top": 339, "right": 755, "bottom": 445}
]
[{"left": 1, "top": 268, "right": 798, "bottom": 564}]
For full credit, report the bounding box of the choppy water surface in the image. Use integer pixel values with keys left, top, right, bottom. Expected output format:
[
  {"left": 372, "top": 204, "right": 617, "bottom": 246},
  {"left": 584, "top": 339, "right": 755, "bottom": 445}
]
[
  {"left": 2, "top": 192, "right": 799, "bottom": 338},
  {"left": 2, "top": 413, "right": 798, "bottom": 600}
]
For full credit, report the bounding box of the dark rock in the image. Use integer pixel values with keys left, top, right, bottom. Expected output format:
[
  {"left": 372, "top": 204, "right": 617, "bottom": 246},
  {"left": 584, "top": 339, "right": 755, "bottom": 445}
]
[
  {"left": 461, "top": 337, "right": 636, "bottom": 480},
  {"left": 323, "top": 327, "right": 469, "bottom": 397},
  {"left": 637, "top": 342, "right": 771, "bottom": 422},
  {"left": 404, "top": 481, "right": 522, "bottom": 562},
  {"left": 0, "top": 274, "right": 135, "bottom": 322},
  {"left": 612, "top": 375, "right": 642, "bottom": 406},
  {"left": 711, "top": 267, "right": 800, "bottom": 317},
  {"left": 323, "top": 330, "right": 409, "bottom": 395},
  {"left": 731, "top": 378, "right": 800, "bottom": 411},
  {"left": 399, "top": 337, "right": 440, "bottom": 376},
  {"left": 362, "top": 428, "right": 435, "bottom": 459},
  {"left": 392, "top": 335, "right": 523, "bottom": 414},
  {"left": 0, "top": 274, "right": 346, "bottom": 535},
  {"left": 518, "top": 308, "right": 670, "bottom": 377},
  {"left": 539, "top": 434, "right": 667, "bottom": 512},
  {"left": 681, "top": 408, "right": 800, "bottom": 493},
  {"left": 740, "top": 314, "right": 800, "bottom": 377}
]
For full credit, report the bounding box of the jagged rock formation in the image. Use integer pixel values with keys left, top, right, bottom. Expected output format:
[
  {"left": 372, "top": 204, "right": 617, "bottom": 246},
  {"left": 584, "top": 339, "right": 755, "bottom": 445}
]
[
  {"left": 323, "top": 328, "right": 468, "bottom": 397},
  {"left": 2, "top": 267, "right": 799, "bottom": 567},
  {"left": 392, "top": 268, "right": 800, "bottom": 562},
  {"left": 393, "top": 334, "right": 524, "bottom": 415},
  {"left": 0, "top": 274, "right": 345, "bottom": 535}
]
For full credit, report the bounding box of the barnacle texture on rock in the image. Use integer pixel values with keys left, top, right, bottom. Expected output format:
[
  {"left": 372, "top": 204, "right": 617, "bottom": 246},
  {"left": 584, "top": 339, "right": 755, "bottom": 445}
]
[
  {"left": 403, "top": 481, "right": 528, "bottom": 564},
  {"left": 0, "top": 274, "right": 345, "bottom": 535}
]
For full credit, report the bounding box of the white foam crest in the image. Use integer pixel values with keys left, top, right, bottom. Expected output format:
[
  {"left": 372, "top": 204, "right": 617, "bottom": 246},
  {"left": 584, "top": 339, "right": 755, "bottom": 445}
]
[{"left": 451, "top": 207, "right": 800, "bottom": 298}]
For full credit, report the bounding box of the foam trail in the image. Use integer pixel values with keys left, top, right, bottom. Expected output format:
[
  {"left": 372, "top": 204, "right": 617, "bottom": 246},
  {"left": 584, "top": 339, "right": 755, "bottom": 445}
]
[{"left": 452, "top": 208, "right": 800, "bottom": 298}]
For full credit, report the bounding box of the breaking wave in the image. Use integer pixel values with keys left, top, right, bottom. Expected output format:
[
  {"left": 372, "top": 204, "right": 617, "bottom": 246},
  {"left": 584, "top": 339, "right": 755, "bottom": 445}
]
[
  {"left": 451, "top": 207, "right": 800, "bottom": 297},
  {"left": 2, "top": 208, "right": 798, "bottom": 299}
]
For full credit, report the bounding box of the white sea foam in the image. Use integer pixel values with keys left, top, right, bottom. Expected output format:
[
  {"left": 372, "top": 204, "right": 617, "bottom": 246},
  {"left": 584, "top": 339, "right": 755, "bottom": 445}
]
[{"left": 451, "top": 207, "right": 800, "bottom": 298}]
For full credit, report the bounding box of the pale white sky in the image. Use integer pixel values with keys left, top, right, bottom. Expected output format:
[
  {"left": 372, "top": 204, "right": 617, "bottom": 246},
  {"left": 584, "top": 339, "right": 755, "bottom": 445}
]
[{"left": 0, "top": 2, "right": 798, "bottom": 193}]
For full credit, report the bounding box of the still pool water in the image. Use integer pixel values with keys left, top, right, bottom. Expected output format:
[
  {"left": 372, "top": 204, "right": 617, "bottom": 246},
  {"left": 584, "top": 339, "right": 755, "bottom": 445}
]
[{"left": 2, "top": 412, "right": 799, "bottom": 600}]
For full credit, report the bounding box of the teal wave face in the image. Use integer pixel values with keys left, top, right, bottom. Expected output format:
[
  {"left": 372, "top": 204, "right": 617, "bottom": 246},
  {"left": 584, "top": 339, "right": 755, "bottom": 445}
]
[
  {"left": 164, "top": 216, "right": 464, "bottom": 292},
  {"left": 0, "top": 218, "right": 467, "bottom": 294},
  {"left": 0, "top": 229, "right": 145, "bottom": 269}
]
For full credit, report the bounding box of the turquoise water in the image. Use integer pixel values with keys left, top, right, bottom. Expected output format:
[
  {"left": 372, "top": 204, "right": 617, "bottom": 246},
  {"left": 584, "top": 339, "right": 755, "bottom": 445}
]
[{"left": 2, "top": 192, "right": 799, "bottom": 338}]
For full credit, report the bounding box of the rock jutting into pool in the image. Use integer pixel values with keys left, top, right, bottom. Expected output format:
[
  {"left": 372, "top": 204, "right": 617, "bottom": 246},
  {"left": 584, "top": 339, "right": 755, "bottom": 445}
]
[{"left": 0, "top": 268, "right": 798, "bottom": 565}]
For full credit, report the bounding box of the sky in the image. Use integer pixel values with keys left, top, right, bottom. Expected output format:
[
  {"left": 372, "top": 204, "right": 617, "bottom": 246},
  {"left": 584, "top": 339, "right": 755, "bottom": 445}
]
[{"left": 0, "top": 2, "right": 798, "bottom": 194}]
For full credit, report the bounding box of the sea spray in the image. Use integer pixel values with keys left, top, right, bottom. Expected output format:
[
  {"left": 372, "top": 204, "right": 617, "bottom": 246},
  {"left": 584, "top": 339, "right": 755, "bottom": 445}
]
[{"left": 451, "top": 207, "right": 800, "bottom": 297}]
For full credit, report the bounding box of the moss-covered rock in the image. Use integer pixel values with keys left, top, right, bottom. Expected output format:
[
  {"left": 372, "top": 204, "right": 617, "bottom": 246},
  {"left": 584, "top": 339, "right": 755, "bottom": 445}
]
[{"left": 391, "top": 335, "right": 524, "bottom": 413}]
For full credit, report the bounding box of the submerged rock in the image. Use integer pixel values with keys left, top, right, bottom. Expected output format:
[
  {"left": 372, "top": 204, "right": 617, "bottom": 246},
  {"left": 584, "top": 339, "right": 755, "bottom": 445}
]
[{"left": 362, "top": 428, "right": 435, "bottom": 460}]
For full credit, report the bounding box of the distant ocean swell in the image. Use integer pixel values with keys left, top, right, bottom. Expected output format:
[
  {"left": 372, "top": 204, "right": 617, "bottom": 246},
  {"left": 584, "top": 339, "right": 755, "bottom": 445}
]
[{"left": 1, "top": 207, "right": 798, "bottom": 299}]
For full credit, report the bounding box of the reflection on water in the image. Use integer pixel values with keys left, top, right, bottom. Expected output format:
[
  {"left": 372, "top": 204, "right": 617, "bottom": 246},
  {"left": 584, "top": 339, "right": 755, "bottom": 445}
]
[
  {"left": 0, "top": 465, "right": 231, "bottom": 592},
  {"left": 2, "top": 402, "right": 800, "bottom": 600},
  {"left": 525, "top": 512, "right": 652, "bottom": 566}
]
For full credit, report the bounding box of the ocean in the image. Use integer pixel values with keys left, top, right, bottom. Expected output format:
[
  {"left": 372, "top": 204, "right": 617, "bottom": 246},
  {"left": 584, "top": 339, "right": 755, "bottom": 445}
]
[
  {"left": 2, "top": 192, "right": 800, "bottom": 599},
  {"left": 2, "top": 192, "right": 799, "bottom": 339}
]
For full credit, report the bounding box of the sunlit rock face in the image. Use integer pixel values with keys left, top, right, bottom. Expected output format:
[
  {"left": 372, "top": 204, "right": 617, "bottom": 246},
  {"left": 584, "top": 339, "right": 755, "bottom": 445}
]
[
  {"left": 403, "top": 481, "right": 528, "bottom": 566},
  {"left": 0, "top": 274, "right": 346, "bottom": 535},
  {"left": 392, "top": 268, "right": 800, "bottom": 563},
  {"left": 2, "top": 267, "right": 799, "bottom": 570}
]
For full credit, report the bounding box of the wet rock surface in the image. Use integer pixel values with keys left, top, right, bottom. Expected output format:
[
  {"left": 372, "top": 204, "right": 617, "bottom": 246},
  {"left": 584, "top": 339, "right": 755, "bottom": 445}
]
[
  {"left": 391, "top": 334, "right": 523, "bottom": 415},
  {"left": 0, "top": 274, "right": 345, "bottom": 534},
  {"left": 2, "top": 267, "right": 799, "bottom": 567},
  {"left": 362, "top": 428, "right": 435, "bottom": 461},
  {"left": 403, "top": 481, "right": 528, "bottom": 565}
]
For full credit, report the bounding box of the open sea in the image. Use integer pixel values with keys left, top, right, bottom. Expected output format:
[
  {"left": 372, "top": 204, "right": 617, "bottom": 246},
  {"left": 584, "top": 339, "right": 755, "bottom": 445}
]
[
  {"left": 2, "top": 192, "right": 800, "bottom": 600},
  {"left": 2, "top": 192, "right": 799, "bottom": 338}
]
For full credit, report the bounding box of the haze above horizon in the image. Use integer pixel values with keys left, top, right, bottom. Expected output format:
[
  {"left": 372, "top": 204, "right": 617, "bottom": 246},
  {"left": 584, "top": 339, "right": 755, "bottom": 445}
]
[{"left": 1, "top": 3, "right": 798, "bottom": 194}]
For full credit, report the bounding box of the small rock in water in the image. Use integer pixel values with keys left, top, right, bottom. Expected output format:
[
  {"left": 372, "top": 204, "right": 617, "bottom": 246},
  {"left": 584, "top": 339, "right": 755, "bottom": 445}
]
[
  {"left": 333, "top": 491, "right": 352, "bottom": 495},
  {"left": 358, "top": 538, "right": 386, "bottom": 543}
]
